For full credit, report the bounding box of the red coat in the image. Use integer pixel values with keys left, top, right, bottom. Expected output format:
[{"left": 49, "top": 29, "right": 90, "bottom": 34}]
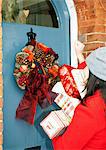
[{"left": 52, "top": 90, "right": 106, "bottom": 150}]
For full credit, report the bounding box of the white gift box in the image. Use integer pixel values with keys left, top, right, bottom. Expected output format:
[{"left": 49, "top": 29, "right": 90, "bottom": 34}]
[
  {"left": 54, "top": 93, "right": 80, "bottom": 118},
  {"left": 40, "top": 110, "right": 70, "bottom": 139},
  {"left": 41, "top": 79, "right": 81, "bottom": 139}
]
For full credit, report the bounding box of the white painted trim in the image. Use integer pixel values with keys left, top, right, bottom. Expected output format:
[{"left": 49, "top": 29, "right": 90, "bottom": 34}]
[{"left": 65, "top": 0, "right": 78, "bottom": 67}]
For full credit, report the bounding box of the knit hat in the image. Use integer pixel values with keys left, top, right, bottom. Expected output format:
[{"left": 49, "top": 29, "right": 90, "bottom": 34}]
[{"left": 86, "top": 47, "right": 106, "bottom": 81}]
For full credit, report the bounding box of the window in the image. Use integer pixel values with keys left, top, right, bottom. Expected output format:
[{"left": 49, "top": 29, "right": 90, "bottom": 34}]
[{"left": 2, "top": 0, "right": 59, "bottom": 28}]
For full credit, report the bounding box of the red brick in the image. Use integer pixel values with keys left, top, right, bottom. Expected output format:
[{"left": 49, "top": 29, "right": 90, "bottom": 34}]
[
  {"left": 94, "top": 25, "right": 106, "bottom": 32},
  {"left": 0, "top": 75, "right": 2, "bottom": 85},
  {"left": 0, "top": 0, "right": 1, "bottom": 13},
  {"left": 79, "top": 19, "right": 95, "bottom": 27},
  {"left": 0, "top": 145, "right": 2, "bottom": 150},
  {"left": 74, "top": 0, "right": 95, "bottom": 9},
  {"left": 79, "top": 25, "right": 106, "bottom": 34},
  {"left": 0, "top": 28, "right": 2, "bottom": 38},
  {"left": 0, "top": 52, "right": 2, "bottom": 63},
  {"left": 0, "top": 98, "right": 3, "bottom": 108},
  {"left": 0, "top": 85, "right": 2, "bottom": 97},
  {"left": 98, "top": 0, "right": 106, "bottom": 10},
  {"left": 0, "top": 63, "right": 2, "bottom": 72},
  {"left": 84, "top": 42, "right": 105, "bottom": 51},
  {"left": 0, "top": 134, "right": 3, "bottom": 145},
  {"left": 0, "top": 39, "right": 2, "bottom": 49},
  {"left": 87, "top": 34, "right": 106, "bottom": 42},
  {"left": 95, "top": 18, "right": 105, "bottom": 24},
  {"left": 79, "top": 26, "right": 95, "bottom": 34},
  {"left": 0, "top": 122, "right": 3, "bottom": 131},
  {"left": 0, "top": 112, "right": 2, "bottom": 121},
  {"left": 95, "top": 9, "right": 106, "bottom": 15}
]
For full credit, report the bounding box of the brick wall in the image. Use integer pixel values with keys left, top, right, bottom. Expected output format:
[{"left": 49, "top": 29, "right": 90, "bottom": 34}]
[
  {"left": 0, "top": 0, "right": 3, "bottom": 149},
  {"left": 74, "top": 0, "right": 106, "bottom": 57}
]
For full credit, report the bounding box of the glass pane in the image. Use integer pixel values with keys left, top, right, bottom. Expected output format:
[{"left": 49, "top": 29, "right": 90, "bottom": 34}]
[{"left": 2, "top": 0, "right": 59, "bottom": 28}]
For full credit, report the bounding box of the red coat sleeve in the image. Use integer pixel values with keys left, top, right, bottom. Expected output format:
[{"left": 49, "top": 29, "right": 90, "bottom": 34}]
[{"left": 52, "top": 94, "right": 104, "bottom": 150}]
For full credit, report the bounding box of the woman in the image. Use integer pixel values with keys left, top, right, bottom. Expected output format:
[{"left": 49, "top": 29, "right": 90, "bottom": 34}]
[{"left": 52, "top": 42, "right": 106, "bottom": 150}]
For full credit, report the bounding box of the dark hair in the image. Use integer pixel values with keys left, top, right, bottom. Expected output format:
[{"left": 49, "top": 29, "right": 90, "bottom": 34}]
[{"left": 82, "top": 72, "right": 106, "bottom": 104}]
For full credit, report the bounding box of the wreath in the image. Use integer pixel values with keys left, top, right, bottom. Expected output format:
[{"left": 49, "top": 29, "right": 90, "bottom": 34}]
[
  {"left": 14, "top": 29, "right": 60, "bottom": 90},
  {"left": 14, "top": 29, "right": 60, "bottom": 124}
]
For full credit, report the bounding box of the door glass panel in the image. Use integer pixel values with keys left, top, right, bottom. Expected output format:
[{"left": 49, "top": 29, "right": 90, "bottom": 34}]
[{"left": 2, "top": 0, "right": 59, "bottom": 28}]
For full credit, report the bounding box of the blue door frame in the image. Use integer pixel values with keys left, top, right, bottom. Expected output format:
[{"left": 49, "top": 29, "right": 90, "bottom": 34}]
[{"left": 2, "top": 0, "right": 70, "bottom": 150}]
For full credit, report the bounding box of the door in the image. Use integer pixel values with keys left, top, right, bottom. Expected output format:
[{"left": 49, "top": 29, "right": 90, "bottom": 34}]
[{"left": 2, "top": 0, "right": 70, "bottom": 150}]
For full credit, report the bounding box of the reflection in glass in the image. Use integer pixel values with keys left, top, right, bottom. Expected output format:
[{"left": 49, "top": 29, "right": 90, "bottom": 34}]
[{"left": 2, "top": 0, "right": 59, "bottom": 28}]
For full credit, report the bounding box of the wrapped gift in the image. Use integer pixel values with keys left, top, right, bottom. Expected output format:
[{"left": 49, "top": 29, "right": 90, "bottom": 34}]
[
  {"left": 71, "top": 69, "right": 87, "bottom": 98},
  {"left": 59, "top": 65, "right": 80, "bottom": 98},
  {"left": 41, "top": 83, "right": 80, "bottom": 139},
  {"left": 59, "top": 61, "right": 87, "bottom": 98},
  {"left": 54, "top": 93, "right": 80, "bottom": 118},
  {"left": 52, "top": 81, "right": 80, "bottom": 117},
  {"left": 40, "top": 110, "right": 70, "bottom": 139}
]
